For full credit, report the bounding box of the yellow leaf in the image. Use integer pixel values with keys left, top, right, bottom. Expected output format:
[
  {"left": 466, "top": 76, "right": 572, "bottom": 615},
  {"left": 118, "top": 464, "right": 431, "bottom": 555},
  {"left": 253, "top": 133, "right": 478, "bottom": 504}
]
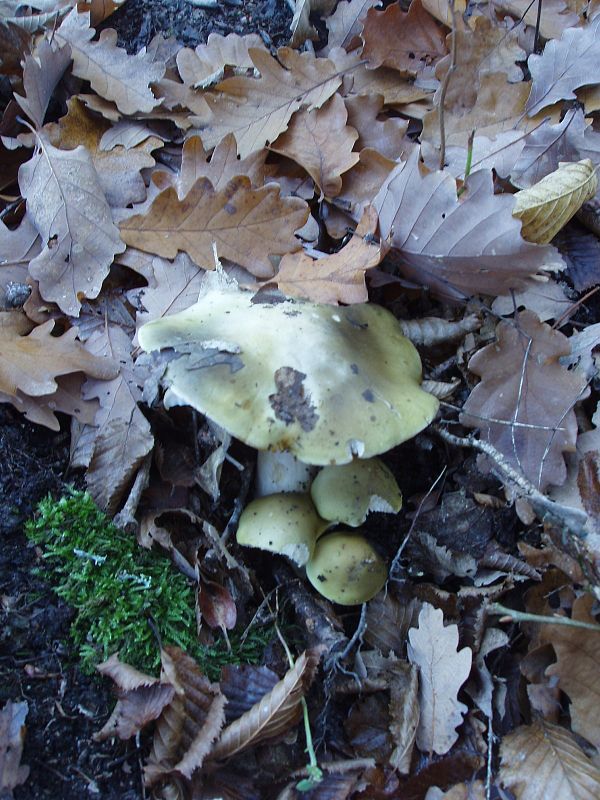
[{"left": 513, "top": 159, "right": 598, "bottom": 244}]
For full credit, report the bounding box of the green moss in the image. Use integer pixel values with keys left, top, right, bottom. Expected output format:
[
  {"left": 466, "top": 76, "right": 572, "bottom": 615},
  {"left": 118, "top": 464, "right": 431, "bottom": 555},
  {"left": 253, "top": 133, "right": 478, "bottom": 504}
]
[{"left": 25, "top": 490, "right": 272, "bottom": 678}]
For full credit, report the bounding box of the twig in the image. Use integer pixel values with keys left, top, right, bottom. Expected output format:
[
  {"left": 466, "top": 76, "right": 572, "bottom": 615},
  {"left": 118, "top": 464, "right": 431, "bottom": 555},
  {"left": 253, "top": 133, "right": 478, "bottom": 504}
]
[
  {"left": 489, "top": 603, "right": 600, "bottom": 632},
  {"left": 113, "top": 454, "right": 152, "bottom": 533},
  {"left": 433, "top": 426, "right": 589, "bottom": 536},
  {"left": 486, "top": 714, "right": 494, "bottom": 800},
  {"left": 533, "top": 0, "right": 543, "bottom": 54},
  {"left": 438, "top": 0, "right": 457, "bottom": 170}
]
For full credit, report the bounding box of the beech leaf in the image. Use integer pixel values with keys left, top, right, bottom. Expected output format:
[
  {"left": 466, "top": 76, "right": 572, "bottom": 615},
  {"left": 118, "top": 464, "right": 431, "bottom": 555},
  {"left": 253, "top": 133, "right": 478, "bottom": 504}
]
[
  {"left": 198, "top": 47, "right": 342, "bottom": 158},
  {"left": 120, "top": 176, "right": 308, "bottom": 279},
  {"left": 526, "top": 16, "right": 600, "bottom": 116},
  {"left": 209, "top": 649, "right": 320, "bottom": 761},
  {"left": 18, "top": 133, "right": 125, "bottom": 316},
  {"left": 460, "top": 309, "right": 589, "bottom": 491},
  {"left": 407, "top": 603, "right": 472, "bottom": 755},
  {"left": 374, "top": 149, "right": 561, "bottom": 300},
  {"left": 269, "top": 93, "right": 359, "bottom": 198},
  {"left": 513, "top": 159, "right": 598, "bottom": 244},
  {"left": 500, "top": 719, "right": 600, "bottom": 800}
]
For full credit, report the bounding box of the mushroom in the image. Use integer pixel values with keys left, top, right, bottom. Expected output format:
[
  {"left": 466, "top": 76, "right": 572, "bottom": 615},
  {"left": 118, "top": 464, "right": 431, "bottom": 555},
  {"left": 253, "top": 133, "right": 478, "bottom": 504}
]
[
  {"left": 305, "top": 531, "right": 387, "bottom": 605},
  {"left": 310, "top": 457, "right": 402, "bottom": 527},
  {"left": 138, "top": 274, "right": 439, "bottom": 468},
  {"left": 236, "top": 492, "right": 329, "bottom": 567}
]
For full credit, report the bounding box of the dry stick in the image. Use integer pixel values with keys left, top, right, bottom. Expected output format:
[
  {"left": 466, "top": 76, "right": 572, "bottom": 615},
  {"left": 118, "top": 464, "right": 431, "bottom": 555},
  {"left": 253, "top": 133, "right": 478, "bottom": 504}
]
[
  {"left": 490, "top": 603, "right": 600, "bottom": 632},
  {"left": 438, "top": 0, "right": 458, "bottom": 171},
  {"left": 433, "top": 426, "right": 589, "bottom": 536},
  {"left": 533, "top": 0, "right": 544, "bottom": 54}
]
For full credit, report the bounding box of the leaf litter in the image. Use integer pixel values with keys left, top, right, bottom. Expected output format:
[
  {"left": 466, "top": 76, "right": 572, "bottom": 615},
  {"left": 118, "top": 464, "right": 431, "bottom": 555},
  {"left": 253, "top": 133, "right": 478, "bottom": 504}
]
[{"left": 3, "top": 0, "right": 600, "bottom": 796}]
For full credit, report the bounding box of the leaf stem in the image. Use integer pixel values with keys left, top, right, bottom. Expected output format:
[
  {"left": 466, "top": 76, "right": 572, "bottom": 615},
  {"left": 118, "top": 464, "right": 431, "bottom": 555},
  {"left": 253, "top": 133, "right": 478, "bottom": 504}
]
[
  {"left": 489, "top": 603, "right": 600, "bottom": 632},
  {"left": 438, "top": 0, "right": 457, "bottom": 170}
]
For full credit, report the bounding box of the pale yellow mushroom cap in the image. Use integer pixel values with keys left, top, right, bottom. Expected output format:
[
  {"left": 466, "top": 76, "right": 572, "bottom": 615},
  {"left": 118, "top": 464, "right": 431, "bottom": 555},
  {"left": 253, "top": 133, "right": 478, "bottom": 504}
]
[
  {"left": 236, "top": 492, "right": 329, "bottom": 567},
  {"left": 138, "top": 277, "right": 439, "bottom": 466},
  {"left": 305, "top": 531, "right": 387, "bottom": 605},
  {"left": 311, "top": 457, "right": 402, "bottom": 527}
]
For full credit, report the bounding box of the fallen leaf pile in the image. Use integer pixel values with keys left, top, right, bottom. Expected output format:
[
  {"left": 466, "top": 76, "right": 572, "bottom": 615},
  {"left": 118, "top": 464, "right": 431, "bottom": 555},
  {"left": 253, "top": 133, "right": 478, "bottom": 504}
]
[{"left": 3, "top": 0, "right": 600, "bottom": 796}]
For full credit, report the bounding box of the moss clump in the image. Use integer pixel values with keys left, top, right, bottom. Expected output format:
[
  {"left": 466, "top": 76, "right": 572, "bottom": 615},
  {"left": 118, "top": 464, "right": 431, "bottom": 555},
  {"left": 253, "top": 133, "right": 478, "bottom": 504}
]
[{"left": 25, "top": 490, "right": 274, "bottom": 678}]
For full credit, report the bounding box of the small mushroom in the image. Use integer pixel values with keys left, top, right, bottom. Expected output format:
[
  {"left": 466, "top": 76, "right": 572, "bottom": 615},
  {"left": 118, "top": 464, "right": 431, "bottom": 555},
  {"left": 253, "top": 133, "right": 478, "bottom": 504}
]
[
  {"left": 310, "top": 457, "right": 402, "bottom": 527},
  {"left": 138, "top": 275, "right": 439, "bottom": 466},
  {"left": 305, "top": 531, "right": 387, "bottom": 605},
  {"left": 236, "top": 492, "right": 329, "bottom": 567}
]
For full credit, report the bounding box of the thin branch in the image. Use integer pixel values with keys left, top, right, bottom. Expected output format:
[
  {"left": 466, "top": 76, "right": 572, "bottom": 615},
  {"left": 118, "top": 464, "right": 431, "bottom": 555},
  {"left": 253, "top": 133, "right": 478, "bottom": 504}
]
[
  {"left": 433, "top": 426, "right": 589, "bottom": 536},
  {"left": 533, "top": 0, "right": 544, "bottom": 54},
  {"left": 489, "top": 603, "right": 600, "bottom": 632},
  {"left": 441, "top": 402, "right": 567, "bottom": 432},
  {"left": 438, "top": 0, "right": 457, "bottom": 170}
]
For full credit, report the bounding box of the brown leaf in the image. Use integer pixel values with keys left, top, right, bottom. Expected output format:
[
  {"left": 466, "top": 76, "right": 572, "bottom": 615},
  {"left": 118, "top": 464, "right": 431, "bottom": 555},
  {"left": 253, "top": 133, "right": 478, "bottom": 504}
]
[
  {"left": 46, "top": 97, "right": 161, "bottom": 208},
  {"left": 198, "top": 578, "right": 237, "bottom": 632},
  {"left": 156, "top": 133, "right": 274, "bottom": 199},
  {"left": 210, "top": 649, "right": 320, "bottom": 761},
  {"left": 220, "top": 664, "right": 280, "bottom": 723},
  {"left": 0, "top": 313, "right": 117, "bottom": 400},
  {"left": 364, "top": 592, "right": 420, "bottom": 655},
  {"left": 544, "top": 594, "right": 600, "bottom": 748},
  {"left": 56, "top": 9, "right": 165, "bottom": 115},
  {"left": 500, "top": 719, "right": 600, "bottom": 800},
  {"left": 275, "top": 207, "right": 384, "bottom": 304},
  {"left": 360, "top": 0, "right": 447, "bottom": 75},
  {"left": 95, "top": 654, "right": 175, "bottom": 741},
  {"left": 323, "top": 0, "right": 381, "bottom": 55},
  {"left": 407, "top": 603, "right": 472, "bottom": 755},
  {"left": 73, "top": 324, "right": 154, "bottom": 513},
  {"left": 460, "top": 310, "right": 589, "bottom": 490},
  {"left": 374, "top": 149, "right": 560, "bottom": 300},
  {"left": 0, "top": 701, "right": 29, "bottom": 796},
  {"left": 176, "top": 32, "right": 265, "bottom": 88},
  {"left": 145, "top": 646, "right": 226, "bottom": 784},
  {"left": 290, "top": 0, "right": 337, "bottom": 47},
  {"left": 198, "top": 47, "right": 342, "bottom": 158},
  {"left": 120, "top": 176, "right": 308, "bottom": 279},
  {"left": 270, "top": 93, "right": 359, "bottom": 198},
  {"left": 344, "top": 94, "right": 410, "bottom": 160},
  {"left": 18, "top": 133, "right": 125, "bottom": 316},
  {"left": 14, "top": 37, "right": 71, "bottom": 130}
]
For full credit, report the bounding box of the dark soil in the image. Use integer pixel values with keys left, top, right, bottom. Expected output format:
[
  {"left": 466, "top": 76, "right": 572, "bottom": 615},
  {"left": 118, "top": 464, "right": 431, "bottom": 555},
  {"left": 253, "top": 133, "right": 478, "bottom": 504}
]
[
  {"left": 1, "top": 3, "right": 294, "bottom": 799},
  {"left": 0, "top": 406, "right": 143, "bottom": 799}
]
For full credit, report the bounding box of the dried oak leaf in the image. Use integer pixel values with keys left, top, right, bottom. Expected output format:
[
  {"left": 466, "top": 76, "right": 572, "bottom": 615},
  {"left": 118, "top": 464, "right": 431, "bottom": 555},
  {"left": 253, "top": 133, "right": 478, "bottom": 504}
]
[
  {"left": 373, "top": 149, "right": 560, "bottom": 300},
  {"left": 460, "top": 310, "right": 589, "bottom": 490},
  {"left": 209, "top": 649, "right": 320, "bottom": 761},
  {"left": 269, "top": 93, "right": 359, "bottom": 198},
  {"left": 155, "top": 133, "right": 274, "bottom": 200},
  {"left": 407, "top": 603, "right": 472, "bottom": 756},
  {"left": 73, "top": 324, "right": 153, "bottom": 513},
  {"left": 360, "top": 0, "right": 447, "bottom": 75},
  {"left": 0, "top": 215, "right": 40, "bottom": 298},
  {"left": 0, "top": 701, "right": 29, "bottom": 796},
  {"left": 120, "top": 176, "right": 308, "bottom": 279},
  {"left": 513, "top": 159, "right": 598, "bottom": 244},
  {"left": 527, "top": 15, "right": 600, "bottom": 116},
  {"left": 544, "top": 594, "right": 600, "bottom": 748},
  {"left": 198, "top": 47, "right": 342, "bottom": 158},
  {"left": 500, "top": 719, "right": 600, "bottom": 800},
  {"left": 14, "top": 37, "right": 71, "bottom": 130},
  {"left": 145, "top": 646, "right": 227, "bottom": 785},
  {"left": 95, "top": 654, "right": 175, "bottom": 741},
  {"left": 344, "top": 94, "right": 410, "bottom": 160},
  {"left": 176, "top": 32, "right": 264, "bottom": 89},
  {"left": 275, "top": 206, "right": 385, "bottom": 303},
  {"left": 56, "top": 9, "right": 165, "bottom": 115},
  {"left": 0, "top": 312, "right": 117, "bottom": 400},
  {"left": 323, "top": 0, "right": 381, "bottom": 55},
  {"left": 18, "top": 133, "right": 125, "bottom": 317},
  {"left": 46, "top": 97, "right": 161, "bottom": 208}
]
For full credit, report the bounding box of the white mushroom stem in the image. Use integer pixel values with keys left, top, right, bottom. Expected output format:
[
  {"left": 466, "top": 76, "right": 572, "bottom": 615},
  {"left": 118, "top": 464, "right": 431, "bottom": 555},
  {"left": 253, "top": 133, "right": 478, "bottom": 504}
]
[{"left": 255, "top": 450, "right": 318, "bottom": 498}]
